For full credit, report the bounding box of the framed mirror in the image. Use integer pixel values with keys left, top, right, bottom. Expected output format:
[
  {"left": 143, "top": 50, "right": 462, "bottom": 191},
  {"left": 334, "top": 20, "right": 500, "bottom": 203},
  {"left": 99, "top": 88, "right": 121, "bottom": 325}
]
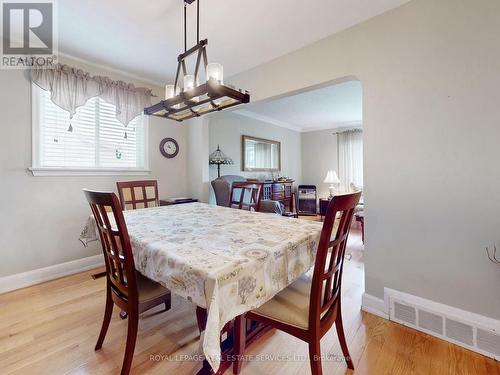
[{"left": 242, "top": 135, "right": 281, "bottom": 172}]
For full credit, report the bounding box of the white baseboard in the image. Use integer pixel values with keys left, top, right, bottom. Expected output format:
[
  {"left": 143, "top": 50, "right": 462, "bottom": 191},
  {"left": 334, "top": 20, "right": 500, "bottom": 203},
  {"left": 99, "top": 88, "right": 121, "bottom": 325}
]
[
  {"left": 361, "top": 292, "right": 389, "bottom": 319},
  {"left": 363, "top": 289, "right": 500, "bottom": 360},
  {"left": 0, "top": 254, "right": 104, "bottom": 294},
  {"left": 385, "top": 288, "right": 500, "bottom": 360}
]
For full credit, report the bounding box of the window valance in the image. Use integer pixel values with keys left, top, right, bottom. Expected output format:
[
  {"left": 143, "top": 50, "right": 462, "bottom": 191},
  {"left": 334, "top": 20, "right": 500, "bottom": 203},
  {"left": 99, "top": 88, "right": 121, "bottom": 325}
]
[{"left": 31, "top": 63, "right": 152, "bottom": 126}]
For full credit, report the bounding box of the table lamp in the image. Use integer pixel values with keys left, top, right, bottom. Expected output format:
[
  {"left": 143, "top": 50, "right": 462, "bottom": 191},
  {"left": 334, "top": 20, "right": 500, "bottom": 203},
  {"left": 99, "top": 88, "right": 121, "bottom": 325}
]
[{"left": 323, "top": 170, "right": 340, "bottom": 198}]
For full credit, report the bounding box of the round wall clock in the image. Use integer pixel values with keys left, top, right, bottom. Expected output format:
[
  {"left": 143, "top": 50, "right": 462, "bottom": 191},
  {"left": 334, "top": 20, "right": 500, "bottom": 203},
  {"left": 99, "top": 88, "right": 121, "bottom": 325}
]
[{"left": 159, "top": 137, "right": 179, "bottom": 159}]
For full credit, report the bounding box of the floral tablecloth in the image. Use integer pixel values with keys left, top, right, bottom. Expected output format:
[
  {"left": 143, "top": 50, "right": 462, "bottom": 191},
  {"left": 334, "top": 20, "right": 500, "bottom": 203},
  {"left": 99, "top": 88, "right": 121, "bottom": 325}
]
[{"left": 81, "top": 202, "right": 322, "bottom": 371}]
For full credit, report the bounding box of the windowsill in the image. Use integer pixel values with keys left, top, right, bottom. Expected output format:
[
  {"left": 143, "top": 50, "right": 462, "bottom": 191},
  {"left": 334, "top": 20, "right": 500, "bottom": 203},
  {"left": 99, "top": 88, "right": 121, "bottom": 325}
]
[{"left": 29, "top": 167, "right": 152, "bottom": 177}]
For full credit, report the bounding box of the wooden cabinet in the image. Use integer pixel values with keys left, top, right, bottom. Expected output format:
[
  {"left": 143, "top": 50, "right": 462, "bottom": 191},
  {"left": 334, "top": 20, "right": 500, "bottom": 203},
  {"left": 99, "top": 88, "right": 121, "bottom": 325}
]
[
  {"left": 319, "top": 198, "right": 331, "bottom": 219},
  {"left": 241, "top": 180, "right": 295, "bottom": 211},
  {"left": 260, "top": 181, "right": 294, "bottom": 211}
]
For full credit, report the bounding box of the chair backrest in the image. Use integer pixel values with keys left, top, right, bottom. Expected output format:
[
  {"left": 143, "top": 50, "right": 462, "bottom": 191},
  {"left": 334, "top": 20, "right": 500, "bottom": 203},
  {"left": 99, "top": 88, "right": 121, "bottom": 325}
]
[
  {"left": 309, "top": 192, "right": 361, "bottom": 331},
  {"left": 83, "top": 189, "right": 138, "bottom": 305},
  {"left": 282, "top": 192, "right": 298, "bottom": 217},
  {"left": 229, "top": 182, "right": 263, "bottom": 211},
  {"left": 211, "top": 175, "right": 245, "bottom": 207},
  {"left": 117, "top": 180, "right": 159, "bottom": 210}
]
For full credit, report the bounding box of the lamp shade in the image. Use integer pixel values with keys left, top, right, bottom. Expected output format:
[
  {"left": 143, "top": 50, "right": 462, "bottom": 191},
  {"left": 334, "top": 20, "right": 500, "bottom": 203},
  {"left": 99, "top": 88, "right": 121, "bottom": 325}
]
[
  {"left": 209, "top": 145, "right": 233, "bottom": 165},
  {"left": 323, "top": 170, "right": 340, "bottom": 184}
]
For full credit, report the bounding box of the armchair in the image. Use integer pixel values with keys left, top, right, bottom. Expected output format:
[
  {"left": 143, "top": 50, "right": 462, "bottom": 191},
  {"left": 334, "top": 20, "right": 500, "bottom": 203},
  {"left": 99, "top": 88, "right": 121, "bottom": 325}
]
[{"left": 211, "top": 175, "right": 284, "bottom": 215}]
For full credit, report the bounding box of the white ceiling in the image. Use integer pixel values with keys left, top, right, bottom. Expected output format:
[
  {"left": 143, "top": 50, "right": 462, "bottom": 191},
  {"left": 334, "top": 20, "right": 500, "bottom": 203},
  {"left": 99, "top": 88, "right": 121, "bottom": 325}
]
[
  {"left": 58, "top": 0, "right": 410, "bottom": 84},
  {"left": 234, "top": 80, "right": 362, "bottom": 132}
]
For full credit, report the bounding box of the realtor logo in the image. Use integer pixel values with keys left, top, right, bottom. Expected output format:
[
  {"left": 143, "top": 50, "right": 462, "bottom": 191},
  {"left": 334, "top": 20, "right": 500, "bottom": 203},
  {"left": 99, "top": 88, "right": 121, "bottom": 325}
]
[{"left": 1, "top": 0, "right": 57, "bottom": 68}]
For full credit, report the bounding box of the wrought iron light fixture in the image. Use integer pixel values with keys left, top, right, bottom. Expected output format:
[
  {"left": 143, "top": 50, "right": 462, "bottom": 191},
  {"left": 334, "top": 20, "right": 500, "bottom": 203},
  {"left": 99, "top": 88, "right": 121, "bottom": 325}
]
[{"left": 144, "top": 0, "right": 250, "bottom": 122}]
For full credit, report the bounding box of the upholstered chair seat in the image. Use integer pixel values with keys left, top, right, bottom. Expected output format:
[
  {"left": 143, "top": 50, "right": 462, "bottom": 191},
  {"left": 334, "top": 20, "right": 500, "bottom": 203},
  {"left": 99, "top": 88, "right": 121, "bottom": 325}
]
[
  {"left": 251, "top": 259, "right": 331, "bottom": 329},
  {"left": 136, "top": 272, "right": 170, "bottom": 304},
  {"left": 259, "top": 200, "right": 284, "bottom": 215},
  {"left": 252, "top": 273, "right": 313, "bottom": 329}
]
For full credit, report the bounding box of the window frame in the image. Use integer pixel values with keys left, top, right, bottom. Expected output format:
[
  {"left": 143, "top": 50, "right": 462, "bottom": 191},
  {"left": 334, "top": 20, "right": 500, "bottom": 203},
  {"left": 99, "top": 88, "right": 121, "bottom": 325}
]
[{"left": 30, "top": 83, "right": 151, "bottom": 177}]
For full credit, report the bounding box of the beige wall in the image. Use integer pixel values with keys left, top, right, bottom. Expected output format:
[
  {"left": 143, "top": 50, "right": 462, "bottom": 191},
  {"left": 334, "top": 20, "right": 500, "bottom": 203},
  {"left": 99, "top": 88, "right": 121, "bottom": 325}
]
[
  {"left": 0, "top": 57, "right": 189, "bottom": 277},
  {"left": 207, "top": 112, "right": 302, "bottom": 203},
  {"left": 301, "top": 129, "right": 339, "bottom": 199},
  {"left": 3, "top": 0, "right": 500, "bottom": 322},
  {"left": 187, "top": 117, "right": 210, "bottom": 203},
  {"left": 229, "top": 0, "right": 500, "bottom": 319}
]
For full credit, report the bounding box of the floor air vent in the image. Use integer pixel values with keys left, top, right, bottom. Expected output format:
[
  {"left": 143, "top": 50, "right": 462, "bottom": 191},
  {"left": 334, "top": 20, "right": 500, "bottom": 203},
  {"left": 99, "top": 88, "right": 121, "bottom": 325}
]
[
  {"left": 393, "top": 301, "right": 416, "bottom": 325},
  {"left": 477, "top": 328, "right": 500, "bottom": 356},
  {"left": 445, "top": 318, "right": 474, "bottom": 346},
  {"left": 387, "top": 288, "right": 500, "bottom": 360},
  {"left": 418, "top": 309, "right": 443, "bottom": 335}
]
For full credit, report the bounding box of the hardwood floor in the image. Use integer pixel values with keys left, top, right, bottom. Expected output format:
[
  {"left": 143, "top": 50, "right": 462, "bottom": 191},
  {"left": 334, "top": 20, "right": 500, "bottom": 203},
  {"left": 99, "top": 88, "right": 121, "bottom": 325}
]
[{"left": 1, "top": 225, "right": 498, "bottom": 375}]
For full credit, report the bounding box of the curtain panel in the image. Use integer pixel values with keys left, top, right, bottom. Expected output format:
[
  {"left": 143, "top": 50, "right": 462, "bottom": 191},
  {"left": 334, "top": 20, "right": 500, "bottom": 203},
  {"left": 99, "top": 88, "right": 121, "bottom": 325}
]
[
  {"left": 31, "top": 64, "right": 152, "bottom": 127},
  {"left": 254, "top": 143, "right": 272, "bottom": 168},
  {"left": 337, "top": 129, "right": 363, "bottom": 192}
]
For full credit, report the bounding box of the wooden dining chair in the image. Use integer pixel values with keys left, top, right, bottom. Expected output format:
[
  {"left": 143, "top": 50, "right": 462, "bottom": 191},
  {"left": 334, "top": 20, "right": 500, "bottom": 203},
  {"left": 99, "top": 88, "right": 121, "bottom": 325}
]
[
  {"left": 229, "top": 182, "right": 263, "bottom": 211},
  {"left": 83, "top": 189, "right": 171, "bottom": 375},
  {"left": 116, "top": 180, "right": 159, "bottom": 210},
  {"left": 282, "top": 192, "right": 299, "bottom": 218},
  {"left": 244, "top": 192, "right": 362, "bottom": 375}
]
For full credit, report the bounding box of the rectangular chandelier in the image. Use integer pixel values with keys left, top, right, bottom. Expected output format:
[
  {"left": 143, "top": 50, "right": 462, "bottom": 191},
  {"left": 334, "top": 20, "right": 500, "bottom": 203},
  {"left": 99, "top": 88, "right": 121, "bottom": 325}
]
[
  {"left": 144, "top": 83, "right": 250, "bottom": 121},
  {"left": 144, "top": 0, "right": 250, "bottom": 122},
  {"left": 144, "top": 58, "right": 250, "bottom": 121}
]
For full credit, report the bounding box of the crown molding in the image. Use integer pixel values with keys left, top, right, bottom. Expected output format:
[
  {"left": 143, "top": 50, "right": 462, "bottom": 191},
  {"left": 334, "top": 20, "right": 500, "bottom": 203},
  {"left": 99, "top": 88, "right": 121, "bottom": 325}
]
[
  {"left": 233, "top": 109, "right": 303, "bottom": 132},
  {"left": 301, "top": 121, "right": 363, "bottom": 133},
  {"left": 232, "top": 109, "right": 362, "bottom": 133}
]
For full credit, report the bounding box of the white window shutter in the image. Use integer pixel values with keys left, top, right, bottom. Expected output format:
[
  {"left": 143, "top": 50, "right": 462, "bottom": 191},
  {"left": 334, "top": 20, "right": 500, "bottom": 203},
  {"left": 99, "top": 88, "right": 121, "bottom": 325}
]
[{"left": 34, "top": 85, "right": 147, "bottom": 171}]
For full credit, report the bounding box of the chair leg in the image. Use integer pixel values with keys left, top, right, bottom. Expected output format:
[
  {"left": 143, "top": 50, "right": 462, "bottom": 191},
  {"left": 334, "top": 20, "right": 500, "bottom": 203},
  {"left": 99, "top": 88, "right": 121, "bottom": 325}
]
[
  {"left": 164, "top": 294, "right": 171, "bottom": 311},
  {"left": 335, "top": 305, "right": 354, "bottom": 370},
  {"left": 120, "top": 311, "right": 139, "bottom": 375},
  {"left": 196, "top": 306, "right": 207, "bottom": 334},
  {"left": 308, "top": 340, "right": 323, "bottom": 375},
  {"left": 233, "top": 315, "right": 246, "bottom": 375},
  {"left": 95, "top": 287, "right": 113, "bottom": 350}
]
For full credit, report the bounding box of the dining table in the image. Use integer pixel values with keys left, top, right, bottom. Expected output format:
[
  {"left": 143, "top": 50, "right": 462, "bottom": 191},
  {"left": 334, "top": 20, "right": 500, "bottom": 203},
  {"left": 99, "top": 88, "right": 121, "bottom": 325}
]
[{"left": 80, "top": 202, "right": 323, "bottom": 374}]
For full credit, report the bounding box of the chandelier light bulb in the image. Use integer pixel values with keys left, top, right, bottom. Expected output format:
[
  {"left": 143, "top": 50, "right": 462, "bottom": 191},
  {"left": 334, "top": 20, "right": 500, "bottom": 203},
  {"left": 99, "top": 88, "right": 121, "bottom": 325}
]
[
  {"left": 183, "top": 74, "right": 199, "bottom": 102},
  {"left": 183, "top": 74, "right": 196, "bottom": 91},
  {"left": 207, "top": 62, "right": 223, "bottom": 84},
  {"left": 165, "top": 84, "right": 181, "bottom": 109},
  {"left": 165, "top": 84, "right": 179, "bottom": 100}
]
